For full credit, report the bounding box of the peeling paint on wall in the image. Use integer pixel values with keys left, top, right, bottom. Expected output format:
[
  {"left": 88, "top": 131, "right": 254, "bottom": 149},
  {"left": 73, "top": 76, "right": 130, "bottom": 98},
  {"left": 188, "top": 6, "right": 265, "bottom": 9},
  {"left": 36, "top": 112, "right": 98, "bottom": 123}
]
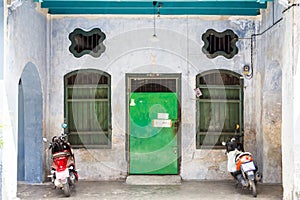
[
  {"left": 2, "top": 4, "right": 289, "bottom": 200},
  {"left": 48, "top": 15, "right": 258, "bottom": 181}
]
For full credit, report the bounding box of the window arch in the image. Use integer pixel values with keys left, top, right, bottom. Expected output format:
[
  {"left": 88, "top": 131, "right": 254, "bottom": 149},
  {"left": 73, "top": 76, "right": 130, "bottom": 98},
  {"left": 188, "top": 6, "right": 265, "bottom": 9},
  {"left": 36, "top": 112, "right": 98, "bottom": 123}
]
[
  {"left": 196, "top": 69, "right": 243, "bottom": 149},
  {"left": 64, "top": 69, "right": 111, "bottom": 148}
]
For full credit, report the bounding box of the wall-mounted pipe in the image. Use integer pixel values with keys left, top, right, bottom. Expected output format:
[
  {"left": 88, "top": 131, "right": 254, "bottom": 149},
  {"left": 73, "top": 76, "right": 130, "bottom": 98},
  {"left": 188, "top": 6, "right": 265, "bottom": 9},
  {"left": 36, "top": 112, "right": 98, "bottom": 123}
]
[{"left": 248, "top": 3, "right": 300, "bottom": 80}]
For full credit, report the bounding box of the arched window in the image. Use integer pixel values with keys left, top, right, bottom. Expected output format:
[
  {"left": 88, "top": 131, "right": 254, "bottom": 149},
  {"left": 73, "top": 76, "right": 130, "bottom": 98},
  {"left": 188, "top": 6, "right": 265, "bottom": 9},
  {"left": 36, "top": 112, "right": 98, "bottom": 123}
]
[
  {"left": 64, "top": 69, "right": 111, "bottom": 148},
  {"left": 196, "top": 70, "right": 243, "bottom": 149}
]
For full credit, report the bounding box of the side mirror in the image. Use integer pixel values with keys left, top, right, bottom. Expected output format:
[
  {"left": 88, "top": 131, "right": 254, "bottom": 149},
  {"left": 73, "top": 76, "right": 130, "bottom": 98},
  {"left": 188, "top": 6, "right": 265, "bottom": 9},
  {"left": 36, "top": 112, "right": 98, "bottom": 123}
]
[
  {"left": 62, "top": 123, "right": 68, "bottom": 129},
  {"left": 222, "top": 141, "right": 226, "bottom": 146},
  {"left": 43, "top": 138, "right": 48, "bottom": 143}
]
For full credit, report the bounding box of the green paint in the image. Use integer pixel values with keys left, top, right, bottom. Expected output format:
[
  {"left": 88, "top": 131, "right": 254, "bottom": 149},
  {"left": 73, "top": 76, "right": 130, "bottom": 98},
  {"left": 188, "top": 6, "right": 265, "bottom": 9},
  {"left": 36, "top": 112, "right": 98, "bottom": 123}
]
[{"left": 129, "top": 92, "right": 178, "bottom": 174}]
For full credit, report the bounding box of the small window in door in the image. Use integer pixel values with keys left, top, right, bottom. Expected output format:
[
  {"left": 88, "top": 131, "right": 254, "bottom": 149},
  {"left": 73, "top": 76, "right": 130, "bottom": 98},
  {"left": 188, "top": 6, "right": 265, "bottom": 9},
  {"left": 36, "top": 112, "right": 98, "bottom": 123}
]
[
  {"left": 64, "top": 69, "right": 111, "bottom": 149},
  {"left": 196, "top": 70, "right": 243, "bottom": 149},
  {"left": 131, "top": 78, "right": 176, "bottom": 92}
]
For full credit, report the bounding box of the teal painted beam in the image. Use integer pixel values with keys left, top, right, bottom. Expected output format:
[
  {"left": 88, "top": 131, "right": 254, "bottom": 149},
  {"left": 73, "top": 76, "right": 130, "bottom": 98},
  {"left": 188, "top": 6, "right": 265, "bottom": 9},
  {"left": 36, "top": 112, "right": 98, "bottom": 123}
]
[
  {"left": 41, "top": 1, "right": 267, "bottom": 9},
  {"left": 36, "top": 0, "right": 273, "bottom": 15},
  {"left": 48, "top": 8, "right": 260, "bottom": 15},
  {"left": 41, "top": 0, "right": 273, "bottom": 2}
]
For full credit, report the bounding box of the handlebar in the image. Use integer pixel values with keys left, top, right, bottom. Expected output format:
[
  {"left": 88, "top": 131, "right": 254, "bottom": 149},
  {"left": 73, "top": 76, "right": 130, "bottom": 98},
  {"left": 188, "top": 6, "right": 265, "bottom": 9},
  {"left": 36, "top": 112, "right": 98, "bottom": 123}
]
[{"left": 223, "top": 134, "right": 244, "bottom": 153}]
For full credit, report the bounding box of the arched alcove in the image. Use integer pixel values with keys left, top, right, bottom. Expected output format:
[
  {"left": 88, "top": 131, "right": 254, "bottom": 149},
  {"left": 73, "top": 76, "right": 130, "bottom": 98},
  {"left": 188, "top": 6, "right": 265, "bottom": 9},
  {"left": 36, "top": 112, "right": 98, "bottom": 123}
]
[{"left": 18, "top": 62, "right": 43, "bottom": 183}]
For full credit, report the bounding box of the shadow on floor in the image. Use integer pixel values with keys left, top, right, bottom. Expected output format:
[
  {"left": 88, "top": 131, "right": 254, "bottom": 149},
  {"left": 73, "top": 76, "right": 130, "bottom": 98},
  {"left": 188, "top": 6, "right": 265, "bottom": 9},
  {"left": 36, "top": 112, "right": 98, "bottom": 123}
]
[{"left": 17, "top": 180, "right": 283, "bottom": 200}]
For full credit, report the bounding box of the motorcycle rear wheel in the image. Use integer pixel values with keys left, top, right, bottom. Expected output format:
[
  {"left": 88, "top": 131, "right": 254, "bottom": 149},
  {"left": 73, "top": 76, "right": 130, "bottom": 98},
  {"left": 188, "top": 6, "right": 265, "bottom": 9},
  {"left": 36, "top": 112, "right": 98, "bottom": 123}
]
[
  {"left": 249, "top": 179, "right": 257, "bottom": 197},
  {"left": 63, "top": 182, "right": 71, "bottom": 197}
]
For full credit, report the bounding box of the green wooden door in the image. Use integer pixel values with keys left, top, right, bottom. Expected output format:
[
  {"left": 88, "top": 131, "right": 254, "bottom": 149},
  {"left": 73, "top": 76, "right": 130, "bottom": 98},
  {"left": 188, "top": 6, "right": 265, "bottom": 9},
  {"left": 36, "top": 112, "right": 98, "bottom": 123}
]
[{"left": 129, "top": 92, "right": 178, "bottom": 174}]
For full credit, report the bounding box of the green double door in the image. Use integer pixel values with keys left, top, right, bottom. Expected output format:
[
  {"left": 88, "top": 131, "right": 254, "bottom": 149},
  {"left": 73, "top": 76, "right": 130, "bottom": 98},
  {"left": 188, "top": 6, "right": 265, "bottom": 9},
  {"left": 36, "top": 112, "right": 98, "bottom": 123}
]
[{"left": 129, "top": 92, "right": 178, "bottom": 174}]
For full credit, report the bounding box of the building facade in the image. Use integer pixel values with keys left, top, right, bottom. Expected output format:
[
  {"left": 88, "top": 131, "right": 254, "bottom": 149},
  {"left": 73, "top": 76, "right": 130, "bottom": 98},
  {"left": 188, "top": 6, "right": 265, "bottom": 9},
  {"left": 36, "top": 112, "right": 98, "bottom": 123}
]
[{"left": 0, "top": 0, "right": 300, "bottom": 199}]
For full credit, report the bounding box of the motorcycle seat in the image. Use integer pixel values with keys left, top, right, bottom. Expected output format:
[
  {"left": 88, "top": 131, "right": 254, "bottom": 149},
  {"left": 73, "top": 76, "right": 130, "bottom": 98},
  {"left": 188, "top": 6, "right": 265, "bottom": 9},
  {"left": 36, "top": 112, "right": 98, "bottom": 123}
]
[
  {"left": 53, "top": 152, "right": 70, "bottom": 158},
  {"left": 235, "top": 152, "right": 252, "bottom": 162}
]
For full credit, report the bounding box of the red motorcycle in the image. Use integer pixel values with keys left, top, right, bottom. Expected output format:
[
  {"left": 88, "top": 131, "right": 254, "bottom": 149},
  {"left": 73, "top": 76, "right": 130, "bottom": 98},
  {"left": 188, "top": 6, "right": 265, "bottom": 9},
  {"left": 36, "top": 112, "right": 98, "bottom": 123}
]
[{"left": 43, "top": 123, "right": 78, "bottom": 197}]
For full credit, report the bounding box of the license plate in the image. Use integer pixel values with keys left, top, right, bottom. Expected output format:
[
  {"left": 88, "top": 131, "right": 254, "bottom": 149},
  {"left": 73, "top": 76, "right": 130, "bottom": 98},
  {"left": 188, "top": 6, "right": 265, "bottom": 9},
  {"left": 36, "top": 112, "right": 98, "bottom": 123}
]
[
  {"left": 241, "top": 161, "right": 256, "bottom": 172},
  {"left": 56, "top": 169, "right": 69, "bottom": 180}
]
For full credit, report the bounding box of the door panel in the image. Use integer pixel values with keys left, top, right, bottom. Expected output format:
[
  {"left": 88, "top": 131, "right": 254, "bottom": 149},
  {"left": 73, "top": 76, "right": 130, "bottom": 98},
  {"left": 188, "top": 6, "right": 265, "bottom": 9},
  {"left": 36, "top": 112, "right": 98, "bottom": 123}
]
[{"left": 129, "top": 92, "right": 178, "bottom": 174}]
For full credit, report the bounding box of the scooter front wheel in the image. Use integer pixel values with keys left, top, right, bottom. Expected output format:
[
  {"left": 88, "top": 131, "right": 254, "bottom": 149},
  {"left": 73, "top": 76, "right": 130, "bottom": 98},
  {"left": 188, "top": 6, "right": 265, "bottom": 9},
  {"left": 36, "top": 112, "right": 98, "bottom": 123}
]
[
  {"left": 63, "top": 182, "right": 71, "bottom": 197},
  {"left": 249, "top": 179, "right": 257, "bottom": 197}
]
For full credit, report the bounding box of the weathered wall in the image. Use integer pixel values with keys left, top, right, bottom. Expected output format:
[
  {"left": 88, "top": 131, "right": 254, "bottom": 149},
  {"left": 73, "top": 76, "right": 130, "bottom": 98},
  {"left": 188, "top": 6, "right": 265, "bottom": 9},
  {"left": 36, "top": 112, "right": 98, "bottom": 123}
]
[
  {"left": 254, "top": 2, "right": 285, "bottom": 184},
  {"left": 49, "top": 15, "right": 260, "bottom": 181},
  {"left": 0, "top": 0, "right": 4, "bottom": 198},
  {"left": 259, "top": 1, "right": 300, "bottom": 198},
  {"left": 263, "top": 2, "right": 300, "bottom": 198},
  {"left": 2, "top": 1, "right": 47, "bottom": 199},
  {"left": 0, "top": 0, "right": 3, "bottom": 80},
  {"left": 280, "top": 6, "right": 295, "bottom": 198},
  {"left": 293, "top": 4, "right": 300, "bottom": 200},
  {"left": 278, "top": 2, "right": 300, "bottom": 199},
  {"left": 1, "top": 1, "right": 292, "bottom": 198}
]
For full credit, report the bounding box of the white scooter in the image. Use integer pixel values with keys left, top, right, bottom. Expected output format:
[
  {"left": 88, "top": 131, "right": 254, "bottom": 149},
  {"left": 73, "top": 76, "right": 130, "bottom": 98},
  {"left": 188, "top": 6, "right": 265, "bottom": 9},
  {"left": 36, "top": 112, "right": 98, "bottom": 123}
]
[{"left": 222, "top": 124, "right": 262, "bottom": 198}]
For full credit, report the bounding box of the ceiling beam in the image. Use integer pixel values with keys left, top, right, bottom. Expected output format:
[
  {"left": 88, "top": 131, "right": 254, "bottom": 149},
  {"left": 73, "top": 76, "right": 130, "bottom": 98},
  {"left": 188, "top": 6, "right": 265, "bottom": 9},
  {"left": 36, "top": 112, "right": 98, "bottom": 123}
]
[
  {"left": 41, "top": 1, "right": 267, "bottom": 9},
  {"left": 48, "top": 8, "right": 261, "bottom": 15},
  {"left": 35, "top": 0, "right": 273, "bottom": 15}
]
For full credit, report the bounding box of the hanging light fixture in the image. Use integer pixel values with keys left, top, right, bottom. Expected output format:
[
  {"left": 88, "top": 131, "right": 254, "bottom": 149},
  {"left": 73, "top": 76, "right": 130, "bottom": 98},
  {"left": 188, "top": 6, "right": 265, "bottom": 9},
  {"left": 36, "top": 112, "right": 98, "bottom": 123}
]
[
  {"left": 157, "top": 3, "right": 163, "bottom": 17},
  {"left": 152, "top": 1, "right": 157, "bottom": 38}
]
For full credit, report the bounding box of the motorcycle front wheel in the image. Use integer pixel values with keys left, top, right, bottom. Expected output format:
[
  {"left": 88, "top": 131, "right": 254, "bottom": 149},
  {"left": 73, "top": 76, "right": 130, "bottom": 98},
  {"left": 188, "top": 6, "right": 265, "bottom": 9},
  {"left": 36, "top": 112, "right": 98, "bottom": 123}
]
[
  {"left": 63, "top": 182, "right": 71, "bottom": 197},
  {"left": 249, "top": 179, "right": 257, "bottom": 197}
]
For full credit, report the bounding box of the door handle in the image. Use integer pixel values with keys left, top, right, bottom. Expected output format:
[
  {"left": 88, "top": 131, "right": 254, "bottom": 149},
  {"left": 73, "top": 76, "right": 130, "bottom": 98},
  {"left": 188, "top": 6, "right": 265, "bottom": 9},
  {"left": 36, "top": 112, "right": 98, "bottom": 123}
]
[{"left": 172, "top": 120, "right": 179, "bottom": 128}]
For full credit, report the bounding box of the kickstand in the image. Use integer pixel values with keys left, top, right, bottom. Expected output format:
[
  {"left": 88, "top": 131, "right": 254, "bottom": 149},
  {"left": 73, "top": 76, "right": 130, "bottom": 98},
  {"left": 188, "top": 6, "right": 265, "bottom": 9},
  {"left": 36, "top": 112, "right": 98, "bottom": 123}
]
[{"left": 235, "top": 181, "right": 239, "bottom": 188}]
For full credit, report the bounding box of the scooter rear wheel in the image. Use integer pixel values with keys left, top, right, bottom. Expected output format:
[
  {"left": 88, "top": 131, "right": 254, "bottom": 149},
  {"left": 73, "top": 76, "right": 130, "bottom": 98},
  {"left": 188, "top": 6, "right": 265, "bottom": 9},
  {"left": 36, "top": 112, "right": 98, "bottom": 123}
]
[
  {"left": 63, "top": 182, "right": 71, "bottom": 197},
  {"left": 249, "top": 179, "right": 257, "bottom": 197}
]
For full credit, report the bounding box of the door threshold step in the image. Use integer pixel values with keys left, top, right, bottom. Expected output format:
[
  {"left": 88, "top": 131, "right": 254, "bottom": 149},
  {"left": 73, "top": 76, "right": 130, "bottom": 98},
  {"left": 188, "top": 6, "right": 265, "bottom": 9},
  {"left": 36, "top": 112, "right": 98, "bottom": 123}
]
[{"left": 126, "top": 175, "right": 182, "bottom": 185}]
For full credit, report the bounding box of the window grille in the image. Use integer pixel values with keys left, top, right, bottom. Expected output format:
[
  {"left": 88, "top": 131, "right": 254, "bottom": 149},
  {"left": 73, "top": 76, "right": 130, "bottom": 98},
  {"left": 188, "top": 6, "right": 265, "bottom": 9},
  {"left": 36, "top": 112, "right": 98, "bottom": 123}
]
[
  {"left": 64, "top": 70, "right": 111, "bottom": 149},
  {"left": 69, "top": 28, "right": 106, "bottom": 58},
  {"left": 196, "top": 70, "right": 243, "bottom": 149},
  {"left": 131, "top": 79, "right": 177, "bottom": 92},
  {"left": 202, "top": 29, "right": 238, "bottom": 59}
]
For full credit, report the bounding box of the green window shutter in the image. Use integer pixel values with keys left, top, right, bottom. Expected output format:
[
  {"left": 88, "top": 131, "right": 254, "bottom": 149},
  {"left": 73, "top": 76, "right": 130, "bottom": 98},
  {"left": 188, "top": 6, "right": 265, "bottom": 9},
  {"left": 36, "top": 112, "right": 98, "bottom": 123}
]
[
  {"left": 196, "top": 70, "right": 243, "bottom": 149},
  {"left": 64, "top": 70, "right": 111, "bottom": 149}
]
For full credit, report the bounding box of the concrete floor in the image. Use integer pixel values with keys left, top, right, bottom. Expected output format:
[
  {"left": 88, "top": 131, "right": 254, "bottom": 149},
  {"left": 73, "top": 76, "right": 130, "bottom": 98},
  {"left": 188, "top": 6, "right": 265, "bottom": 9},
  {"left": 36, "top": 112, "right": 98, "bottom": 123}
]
[{"left": 17, "top": 180, "right": 283, "bottom": 200}]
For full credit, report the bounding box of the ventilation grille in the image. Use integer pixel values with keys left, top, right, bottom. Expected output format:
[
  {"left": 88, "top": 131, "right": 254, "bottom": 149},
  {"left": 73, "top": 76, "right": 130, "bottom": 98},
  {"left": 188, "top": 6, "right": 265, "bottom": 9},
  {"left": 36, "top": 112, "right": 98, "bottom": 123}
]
[
  {"left": 69, "top": 28, "right": 106, "bottom": 58},
  {"left": 202, "top": 29, "right": 238, "bottom": 59}
]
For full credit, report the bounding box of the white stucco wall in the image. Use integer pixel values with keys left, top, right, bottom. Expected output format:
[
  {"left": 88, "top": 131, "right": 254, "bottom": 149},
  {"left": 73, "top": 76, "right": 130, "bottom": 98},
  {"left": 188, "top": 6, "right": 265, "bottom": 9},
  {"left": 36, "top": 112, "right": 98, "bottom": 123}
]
[
  {"left": 2, "top": 1, "right": 47, "bottom": 199},
  {"left": 255, "top": 18, "right": 283, "bottom": 184},
  {"left": 48, "top": 15, "right": 259, "bottom": 181},
  {"left": 281, "top": 8, "right": 294, "bottom": 199},
  {"left": 3, "top": 1, "right": 295, "bottom": 198},
  {"left": 260, "top": 2, "right": 300, "bottom": 199},
  {"left": 289, "top": 4, "right": 300, "bottom": 200},
  {"left": 0, "top": 0, "right": 4, "bottom": 196},
  {"left": 293, "top": 5, "right": 300, "bottom": 199}
]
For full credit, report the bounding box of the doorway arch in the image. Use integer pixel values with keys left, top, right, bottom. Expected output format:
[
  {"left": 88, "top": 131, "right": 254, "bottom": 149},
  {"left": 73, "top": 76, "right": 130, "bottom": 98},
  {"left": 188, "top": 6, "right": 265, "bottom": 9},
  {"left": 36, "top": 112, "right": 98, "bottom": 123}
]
[{"left": 18, "top": 62, "right": 43, "bottom": 183}]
